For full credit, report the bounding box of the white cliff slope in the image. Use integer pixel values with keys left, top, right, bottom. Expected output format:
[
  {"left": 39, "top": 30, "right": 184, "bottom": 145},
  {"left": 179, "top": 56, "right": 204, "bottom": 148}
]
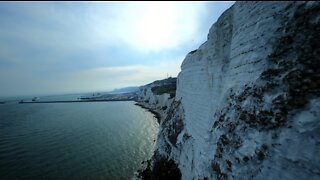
[
  {"left": 136, "top": 78, "right": 176, "bottom": 122},
  {"left": 138, "top": 1, "right": 320, "bottom": 180}
]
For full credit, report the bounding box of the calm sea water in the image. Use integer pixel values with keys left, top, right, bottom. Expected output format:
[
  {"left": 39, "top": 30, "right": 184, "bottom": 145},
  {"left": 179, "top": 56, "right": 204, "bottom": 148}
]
[{"left": 0, "top": 99, "right": 158, "bottom": 180}]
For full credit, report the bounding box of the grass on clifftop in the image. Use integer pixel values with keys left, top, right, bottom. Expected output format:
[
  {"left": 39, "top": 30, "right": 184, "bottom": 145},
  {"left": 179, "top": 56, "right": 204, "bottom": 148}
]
[{"left": 151, "top": 84, "right": 176, "bottom": 97}]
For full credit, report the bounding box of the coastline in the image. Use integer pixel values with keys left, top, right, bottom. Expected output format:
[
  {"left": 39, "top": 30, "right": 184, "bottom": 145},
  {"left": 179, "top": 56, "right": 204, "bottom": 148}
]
[
  {"left": 133, "top": 98, "right": 182, "bottom": 179},
  {"left": 134, "top": 102, "right": 161, "bottom": 124},
  {"left": 133, "top": 101, "right": 161, "bottom": 179}
]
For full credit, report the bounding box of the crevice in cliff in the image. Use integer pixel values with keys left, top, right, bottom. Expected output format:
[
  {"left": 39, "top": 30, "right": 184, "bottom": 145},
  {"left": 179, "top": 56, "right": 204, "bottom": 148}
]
[{"left": 162, "top": 101, "right": 184, "bottom": 147}]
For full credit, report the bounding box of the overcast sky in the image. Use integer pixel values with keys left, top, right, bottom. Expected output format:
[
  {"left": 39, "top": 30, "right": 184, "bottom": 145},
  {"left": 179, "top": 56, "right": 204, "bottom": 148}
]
[{"left": 0, "top": 1, "right": 234, "bottom": 97}]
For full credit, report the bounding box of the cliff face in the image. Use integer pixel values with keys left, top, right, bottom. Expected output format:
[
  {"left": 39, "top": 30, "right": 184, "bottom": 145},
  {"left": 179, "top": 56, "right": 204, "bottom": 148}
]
[
  {"left": 138, "top": 1, "right": 320, "bottom": 179},
  {"left": 135, "top": 78, "right": 177, "bottom": 124}
]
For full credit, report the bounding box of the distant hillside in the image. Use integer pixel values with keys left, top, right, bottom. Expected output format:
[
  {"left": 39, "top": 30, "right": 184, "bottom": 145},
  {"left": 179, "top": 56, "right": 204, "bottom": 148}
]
[
  {"left": 144, "top": 77, "right": 176, "bottom": 87},
  {"left": 139, "top": 77, "right": 177, "bottom": 98},
  {"left": 108, "top": 86, "right": 139, "bottom": 94}
]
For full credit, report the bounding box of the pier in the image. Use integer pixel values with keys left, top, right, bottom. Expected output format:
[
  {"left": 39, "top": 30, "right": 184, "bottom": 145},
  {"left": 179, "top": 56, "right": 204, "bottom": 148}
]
[{"left": 19, "top": 99, "right": 134, "bottom": 104}]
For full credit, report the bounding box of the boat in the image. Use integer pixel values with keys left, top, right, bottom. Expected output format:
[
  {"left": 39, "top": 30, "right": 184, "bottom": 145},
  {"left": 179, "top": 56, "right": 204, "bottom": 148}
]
[{"left": 32, "top": 97, "right": 39, "bottom": 102}]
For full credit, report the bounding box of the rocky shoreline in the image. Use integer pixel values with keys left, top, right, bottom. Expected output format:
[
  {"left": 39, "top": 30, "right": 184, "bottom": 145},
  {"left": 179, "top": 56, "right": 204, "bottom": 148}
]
[
  {"left": 134, "top": 102, "right": 161, "bottom": 124},
  {"left": 134, "top": 100, "right": 182, "bottom": 180}
]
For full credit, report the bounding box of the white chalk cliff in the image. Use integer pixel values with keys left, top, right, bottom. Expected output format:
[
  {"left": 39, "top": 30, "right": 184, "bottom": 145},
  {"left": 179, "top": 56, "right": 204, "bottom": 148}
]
[{"left": 137, "top": 1, "right": 320, "bottom": 179}]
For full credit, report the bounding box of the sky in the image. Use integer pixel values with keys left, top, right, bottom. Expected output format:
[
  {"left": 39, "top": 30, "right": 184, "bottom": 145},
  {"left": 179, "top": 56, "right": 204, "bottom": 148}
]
[{"left": 0, "top": 1, "right": 234, "bottom": 97}]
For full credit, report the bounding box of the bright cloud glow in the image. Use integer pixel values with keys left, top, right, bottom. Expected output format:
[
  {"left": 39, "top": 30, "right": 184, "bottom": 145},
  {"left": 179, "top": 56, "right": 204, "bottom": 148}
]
[
  {"left": 134, "top": 2, "right": 178, "bottom": 51},
  {"left": 90, "top": 2, "right": 206, "bottom": 52}
]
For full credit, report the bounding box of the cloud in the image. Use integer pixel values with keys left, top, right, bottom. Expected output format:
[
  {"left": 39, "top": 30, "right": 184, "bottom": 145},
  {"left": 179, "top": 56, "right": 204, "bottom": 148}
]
[
  {"left": 84, "top": 2, "right": 209, "bottom": 53},
  {"left": 0, "top": 2, "right": 207, "bottom": 53},
  {"left": 52, "top": 58, "right": 183, "bottom": 93},
  {"left": 0, "top": 2, "right": 208, "bottom": 68},
  {"left": 0, "top": 2, "right": 234, "bottom": 97},
  {"left": 0, "top": 58, "right": 182, "bottom": 97}
]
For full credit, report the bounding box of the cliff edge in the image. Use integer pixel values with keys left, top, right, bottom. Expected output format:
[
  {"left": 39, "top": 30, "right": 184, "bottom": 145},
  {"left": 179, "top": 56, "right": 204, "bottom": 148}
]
[{"left": 138, "top": 1, "right": 320, "bottom": 179}]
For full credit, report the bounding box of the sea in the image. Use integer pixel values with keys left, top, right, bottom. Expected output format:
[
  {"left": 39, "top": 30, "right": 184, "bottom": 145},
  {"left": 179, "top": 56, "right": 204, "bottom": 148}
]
[{"left": 0, "top": 94, "right": 158, "bottom": 180}]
